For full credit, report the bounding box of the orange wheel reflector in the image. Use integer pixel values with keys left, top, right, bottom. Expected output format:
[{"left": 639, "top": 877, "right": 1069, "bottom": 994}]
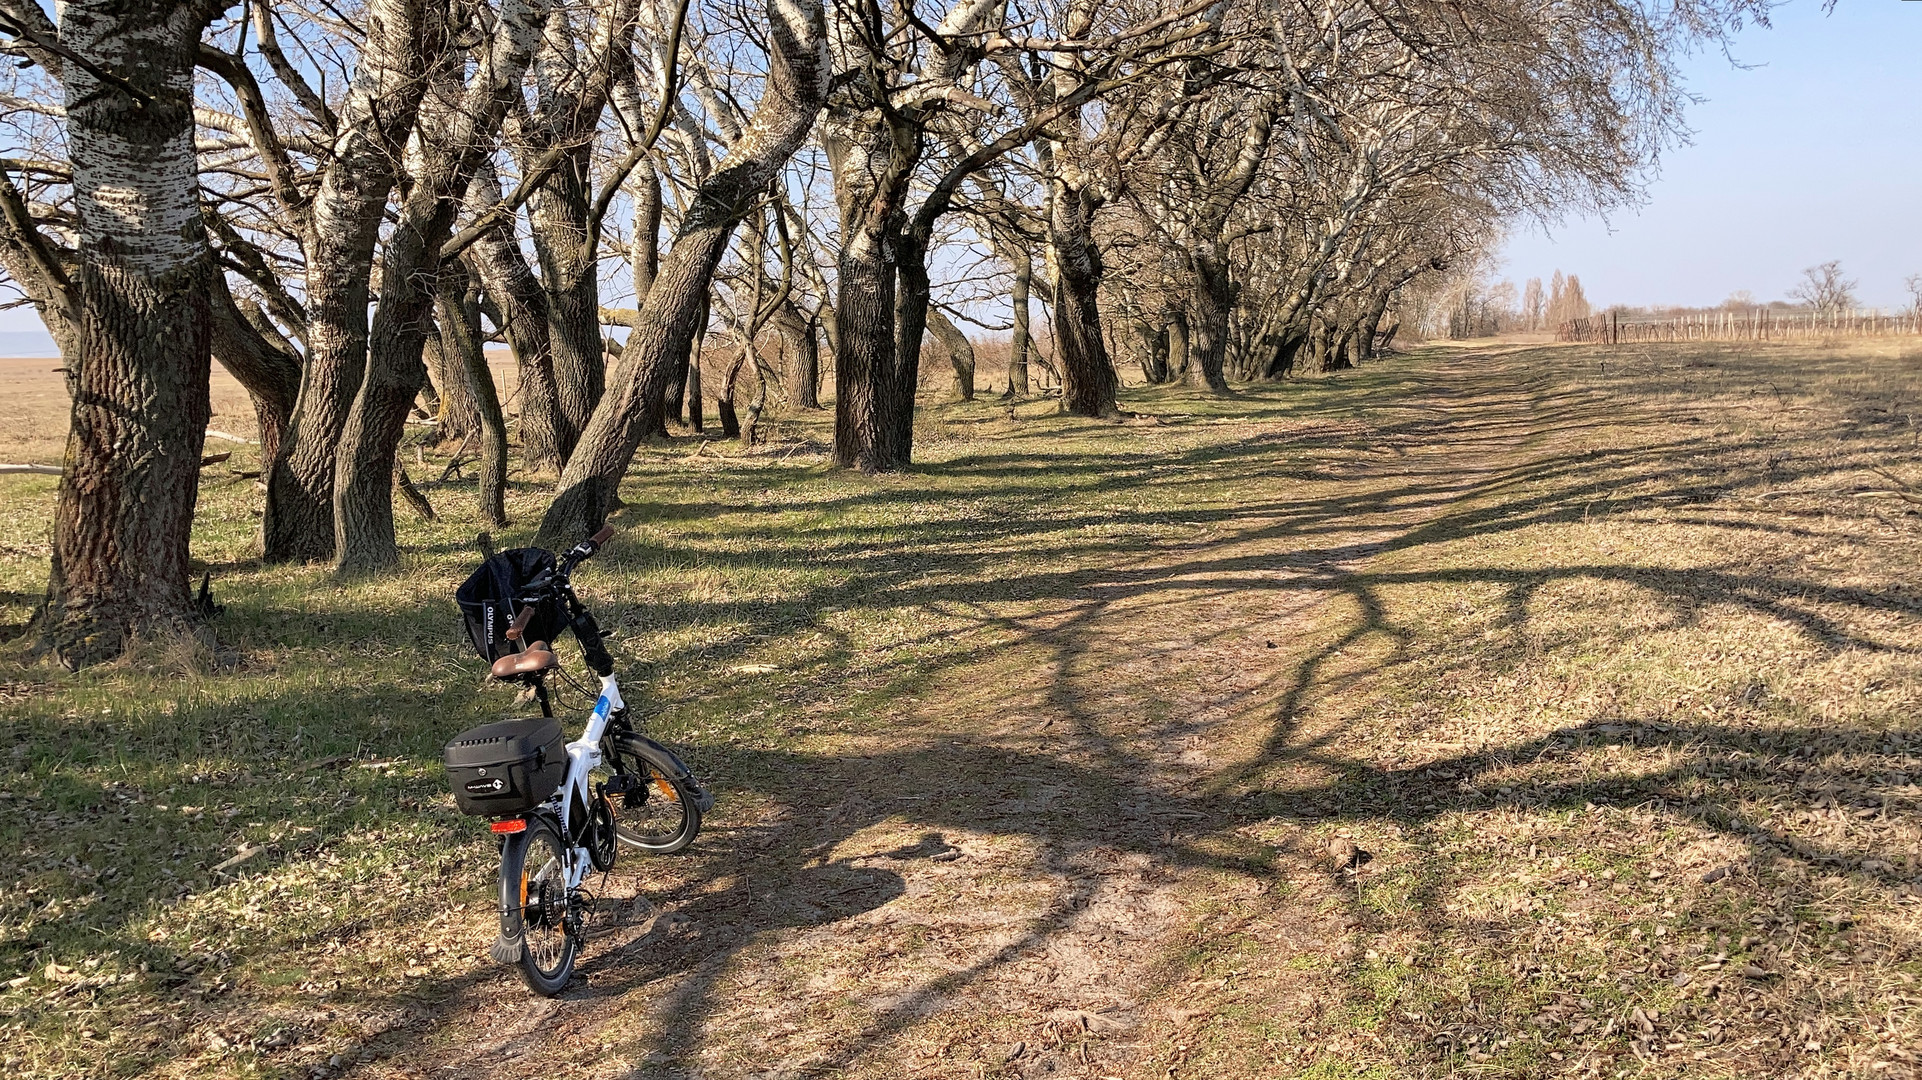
[
  {"left": 653, "top": 776, "right": 679, "bottom": 802},
  {"left": 491, "top": 819, "right": 528, "bottom": 834}
]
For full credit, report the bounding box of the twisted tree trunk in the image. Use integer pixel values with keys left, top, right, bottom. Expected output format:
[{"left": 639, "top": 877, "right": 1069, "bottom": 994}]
[
  {"left": 535, "top": 0, "right": 827, "bottom": 547},
  {"left": 333, "top": 0, "right": 543, "bottom": 571},
  {"left": 1008, "top": 251, "right": 1033, "bottom": 396},
  {"left": 441, "top": 259, "right": 508, "bottom": 525},
  {"left": 926, "top": 306, "right": 976, "bottom": 401},
  {"left": 467, "top": 164, "right": 565, "bottom": 475},
  {"left": 1049, "top": 184, "right": 1117, "bottom": 418},
  {"left": 263, "top": 0, "right": 442, "bottom": 563}
]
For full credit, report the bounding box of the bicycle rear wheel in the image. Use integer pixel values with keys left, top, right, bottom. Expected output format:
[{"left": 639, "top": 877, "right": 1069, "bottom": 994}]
[
  {"left": 602, "top": 734, "right": 703, "bottom": 854},
  {"left": 499, "top": 818, "right": 578, "bottom": 995}
]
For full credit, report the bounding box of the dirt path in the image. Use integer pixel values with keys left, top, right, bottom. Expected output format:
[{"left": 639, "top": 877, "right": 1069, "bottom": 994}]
[
  {"left": 43, "top": 340, "right": 1907, "bottom": 1080},
  {"left": 343, "top": 349, "right": 1632, "bottom": 1080}
]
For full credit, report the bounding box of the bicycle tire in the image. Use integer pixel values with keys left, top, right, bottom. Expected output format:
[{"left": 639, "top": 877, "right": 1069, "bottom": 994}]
[
  {"left": 602, "top": 733, "right": 704, "bottom": 854},
  {"left": 499, "top": 817, "right": 578, "bottom": 995}
]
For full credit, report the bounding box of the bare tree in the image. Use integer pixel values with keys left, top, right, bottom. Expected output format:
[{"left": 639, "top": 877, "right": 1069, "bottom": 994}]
[
  {"left": 1790, "top": 260, "right": 1858, "bottom": 318},
  {"left": 535, "top": 0, "right": 828, "bottom": 546},
  {"left": 251, "top": 0, "right": 450, "bottom": 563}
]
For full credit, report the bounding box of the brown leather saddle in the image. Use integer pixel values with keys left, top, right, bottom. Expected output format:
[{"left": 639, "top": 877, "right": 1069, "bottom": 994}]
[{"left": 490, "top": 640, "right": 559, "bottom": 680}]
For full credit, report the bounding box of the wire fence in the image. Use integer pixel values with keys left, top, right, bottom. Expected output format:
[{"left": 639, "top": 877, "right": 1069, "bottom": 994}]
[{"left": 1558, "top": 309, "right": 1922, "bottom": 345}]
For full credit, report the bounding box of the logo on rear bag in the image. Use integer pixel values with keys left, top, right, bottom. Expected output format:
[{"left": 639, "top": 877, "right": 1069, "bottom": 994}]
[{"left": 466, "top": 778, "right": 507, "bottom": 794}]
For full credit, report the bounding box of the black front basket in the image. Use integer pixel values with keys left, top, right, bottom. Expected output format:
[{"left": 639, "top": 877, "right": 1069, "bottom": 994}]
[{"left": 455, "top": 547, "right": 564, "bottom": 664}]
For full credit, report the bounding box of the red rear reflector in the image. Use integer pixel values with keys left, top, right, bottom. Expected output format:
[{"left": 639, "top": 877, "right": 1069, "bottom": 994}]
[{"left": 490, "top": 819, "right": 527, "bottom": 834}]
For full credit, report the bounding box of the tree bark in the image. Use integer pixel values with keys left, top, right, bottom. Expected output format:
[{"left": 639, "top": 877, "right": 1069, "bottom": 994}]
[
  {"left": 772, "top": 301, "right": 821, "bottom": 409},
  {"left": 333, "top": 0, "right": 542, "bottom": 571},
  {"left": 531, "top": 153, "right": 602, "bottom": 458},
  {"left": 925, "top": 306, "right": 976, "bottom": 401},
  {"left": 1008, "top": 251, "right": 1032, "bottom": 396},
  {"left": 1185, "top": 251, "right": 1233, "bottom": 393},
  {"left": 1356, "top": 292, "right": 1392, "bottom": 362},
  {"left": 535, "top": 0, "right": 827, "bottom": 547},
  {"left": 441, "top": 259, "right": 508, "bottom": 525},
  {"left": 467, "top": 214, "right": 563, "bottom": 473},
  {"left": 35, "top": 2, "right": 221, "bottom": 666},
  {"left": 1049, "top": 186, "right": 1117, "bottom": 418},
  {"left": 263, "top": 0, "right": 444, "bottom": 563},
  {"left": 208, "top": 271, "right": 299, "bottom": 467},
  {"left": 1168, "top": 311, "right": 1191, "bottom": 380},
  {"left": 426, "top": 332, "right": 480, "bottom": 444},
  {"left": 685, "top": 324, "right": 704, "bottom": 433}
]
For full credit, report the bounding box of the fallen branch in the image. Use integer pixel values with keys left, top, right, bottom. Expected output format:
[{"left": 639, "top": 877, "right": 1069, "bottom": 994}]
[
  {"left": 205, "top": 429, "right": 254, "bottom": 444},
  {"left": 393, "top": 462, "right": 437, "bottom": 521},
  {"left": 0, "top": 463, "right": 60, "bottom": 475}
]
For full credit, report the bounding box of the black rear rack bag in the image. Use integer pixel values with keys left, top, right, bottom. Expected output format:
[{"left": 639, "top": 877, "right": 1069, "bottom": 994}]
[{"left": 443, "top": 717, "right": 567, "bottom": 816}]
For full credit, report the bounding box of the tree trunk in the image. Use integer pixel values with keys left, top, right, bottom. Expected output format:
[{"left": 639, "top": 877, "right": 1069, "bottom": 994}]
[
  {"left": 927, "top": 306, "right": 976, "bottom": 401},
  {"left": 1008, "top": 251, "right": 1032, "bottom": 396},
  {"left": 1185, "top": 252, "right": 1233, "bottom": 393},
  {"left": 36, "top": 2, "right": 217, "bottom": 667},
  {"left": 333, "top": 218, "right": 435, "bottom": 572},
  {"left": 208, "top": 271, "right": 299, "bottom": 467},
  {"left": 1167, "top": 311, "right": 1190, "bottom": 381},
  {"left": 467, "top": 166, "right": 564, "bottom": 475},
  {"left": 1262, "top": 325, "right": 1304, "bottom": 380},
  {"left": 716, "top": 354, "right": 743, "bottom": 439},
  {"left": 426, "top": 332, "right": 480, "bottom": 444},
  {"left": 1320, "top": 321, "right": 1354, "bottom": 372},
  {"left": 662, "top": 345, "right": 689, "bottom": 426},
  {"left": 1125, "top": 313, "right": 1167, "bottom": 384},
  {"left": 824, "top": 94, "right": 920, "bottom": 471},
  {"left": 1357, "top": 292, "right": 1392, "bottom": 362},
  {"left": 773, "top": 302, "right": 821, "bottom": 409},
  {"left": 531, "top": 153, "right": 603, "bottom": 460},
  {"left": 686, "top": 325, "right": 705, "bottom": 433},
  {"left": 1049, "top": 187, "right": 1116, "bottom": 417},
  {"left": 332, "top": 0, "right": 539, "bottom": 571},
  {"left": 263, "top": 0, "right": 441, "bottom": 563},
  {"left": 831, "top": 211, "right": 910, "bottom": 470},
  {"left": 441, "top": 259, "right": 508, "bottom": 526},
  {"left": 534, "top": 0, "right": 826, "bottom": 547}
]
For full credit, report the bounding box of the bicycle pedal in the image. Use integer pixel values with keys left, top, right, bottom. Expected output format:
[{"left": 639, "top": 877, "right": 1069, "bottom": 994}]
[{"left": 489, "top": 932, "right": 524, "bottom": 964}]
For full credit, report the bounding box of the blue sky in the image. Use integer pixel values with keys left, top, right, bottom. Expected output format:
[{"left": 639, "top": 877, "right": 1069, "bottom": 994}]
[{"left": 1499, "top": 1, "right": 1922, "bottom": 311}]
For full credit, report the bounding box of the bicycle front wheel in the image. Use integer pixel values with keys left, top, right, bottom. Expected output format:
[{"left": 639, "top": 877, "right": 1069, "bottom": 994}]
[
  {"left": 500, "top": 817, "right": 578, "bottom": 995},
  {"left": 603, "top": 734, "right": 703, "bottom": 854}
]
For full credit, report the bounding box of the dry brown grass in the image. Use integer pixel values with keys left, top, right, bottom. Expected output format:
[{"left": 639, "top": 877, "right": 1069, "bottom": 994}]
[{"left": 2, "top": 338, "right": 1920, "bottom": 1080}]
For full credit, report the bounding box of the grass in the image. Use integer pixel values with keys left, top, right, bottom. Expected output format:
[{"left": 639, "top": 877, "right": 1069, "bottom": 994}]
[{"left": 2, "top": 337, "right": 1922, "bottom": 1079}]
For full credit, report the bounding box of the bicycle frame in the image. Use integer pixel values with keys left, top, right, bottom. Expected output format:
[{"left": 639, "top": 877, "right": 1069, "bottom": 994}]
[{"left": 549, "top": 672, "right": 624, "bottom": 888}]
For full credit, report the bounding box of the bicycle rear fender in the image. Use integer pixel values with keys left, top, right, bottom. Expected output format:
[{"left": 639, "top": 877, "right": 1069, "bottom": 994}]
[{"left": 490, "top": 810, "right": 560, "bottom": 963}]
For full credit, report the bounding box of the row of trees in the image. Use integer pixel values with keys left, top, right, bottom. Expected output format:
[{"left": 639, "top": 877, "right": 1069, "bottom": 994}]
[{"left": 0, "top": 0, "right": 1765, "bottom": 665}]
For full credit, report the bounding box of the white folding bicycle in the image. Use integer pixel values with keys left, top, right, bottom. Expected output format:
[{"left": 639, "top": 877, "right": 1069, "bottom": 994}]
[{"left": 444, "top": 527, "right": 713, "bottom": 995}]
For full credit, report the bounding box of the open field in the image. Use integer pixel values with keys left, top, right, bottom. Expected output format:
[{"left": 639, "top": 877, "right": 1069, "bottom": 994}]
[{"left": 2, "top": 339, "right": 1921, "bottom": 1079}]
